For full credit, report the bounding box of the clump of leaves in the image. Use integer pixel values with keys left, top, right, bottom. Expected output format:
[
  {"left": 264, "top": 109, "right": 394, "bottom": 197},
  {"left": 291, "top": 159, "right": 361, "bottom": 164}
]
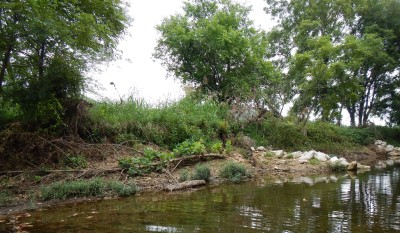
[
  {"left": 219, "top": 162, "right": 250, "bottom": 183},
  {"left": 173, "top": 139, "right": 206, "bottom": 157},
  {"left": 211, "top": 141, "right": 224, "bottom": 153},
  {"left": 191, "top": 164, "right": 211, "bottom": 182},
  {"left": 118, "top": 148, "right": 175, "bottom": 176},
  {"left": 63, "top": 154, "right": 88, "bottom": 169}
]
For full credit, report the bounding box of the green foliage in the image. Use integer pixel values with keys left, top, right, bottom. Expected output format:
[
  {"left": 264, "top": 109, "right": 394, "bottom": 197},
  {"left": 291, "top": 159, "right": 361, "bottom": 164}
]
[
  {"left": 179, "top": 169, "right": 190, "bottom": 182},
  {"left": 0, "top": 0, "right": 130, "bottom": 131},
  {"left": 211, "top": 141, "right": 224, "bottom": 154},
  {"left": 0, "top": 191, "right": 15, "bottom": 207},
  {"left": 328, "top": 163, "right": 347, "bottom": 173},
  {"left": 118, "top": 148, "right": 175, "bottom": 176},
  {"left": 191, "top": 164, "right": 211, "bottom": 182},
  {"left": 154, "top": 0, "right": 279, "bottom": 104},
  {"left": 88, "top": 96, "right": 227, "bottom": 148},
  {"left": 263, "top": 151, "right": 275, "bottom": 158},
  {"left": 219, "top": 162, "right": 250, "bottom": 183},
  {"left": 174, "top": 139, "right": 206, "bottom": 157},
  {"left": 309, "top": 158, "right": 320, "bottom": 165},
  {"left": 266, "top": 0, "right": 400, "bottom": 126},
  {"left": 40, "top": 178, "right": 137, "bottom": 201},
  {"left": 63, "top": 154, "right": 88, "bottom": 169}
]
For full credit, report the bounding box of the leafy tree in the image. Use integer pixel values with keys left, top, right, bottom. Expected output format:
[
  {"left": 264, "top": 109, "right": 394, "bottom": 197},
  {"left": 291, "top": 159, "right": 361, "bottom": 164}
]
[
  {"left": 0, "top": 0, "right": 130, "bottom": 130},
  {"left": 265, "top": 0, "right": 400, "bottom": 126},
  {"left": 154, "top": 0, "right": 281, "bottom": 114}
]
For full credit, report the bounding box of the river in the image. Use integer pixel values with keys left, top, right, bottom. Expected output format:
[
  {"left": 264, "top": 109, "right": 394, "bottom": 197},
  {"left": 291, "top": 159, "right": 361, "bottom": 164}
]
[{"left": 1, "top": 167, "right": 400, "bottom": 232}]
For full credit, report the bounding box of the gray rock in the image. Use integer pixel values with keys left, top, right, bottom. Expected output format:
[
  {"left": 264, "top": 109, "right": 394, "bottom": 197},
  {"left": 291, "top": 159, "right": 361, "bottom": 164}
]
[
  {"left": 271, "top": 150, "right": 284, "bottom": 158},
  {"left": 357, "top": 163, "right": 371, "bottom": 170},
  {"left": 389, "top": 148, "right": 400, "bottom": 157},
  {"left": 256, "top": 146, "right": 266, "bottom": 151},
  {"left": 298, "top": 150, "right": 316, "bottom": 161},
  {"left": 315, "top": 152, "right": 329, "bottom": 162},
  {"left": 375, "top": 140, "right": 387, "bottom": 146},
  {"left": 347, "top": 161, "right": 358, "bottom": 171},
  {"left": 338, "top": 158, "right": 349, "bottom": 166},
  {"left": 385, "top": 145, "right": 395, "bottom": 152},
  {"left": 385, "top": 160, "right": 394, "bottom": 166},
  {"left": 291, "top": 151, "right": 303, "bottom": 159},
  {"left": 329, "top": 156, "right": 339, "bottom": 164},
  {"left": 250, "top": 147, "right": 255, "bottom": 151},
  {"left": 238, "top": 135, "right": 256, "bottom": 148}
]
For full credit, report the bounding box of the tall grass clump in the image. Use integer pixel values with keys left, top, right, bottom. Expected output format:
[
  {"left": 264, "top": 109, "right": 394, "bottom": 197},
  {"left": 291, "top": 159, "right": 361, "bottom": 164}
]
[
  {"left": 0, "top": 191, "right": 15, "bottom": 207},
  {"left": 219, "top": 162, "right": 250, "bottom": 183},
  {"left": 191, "top": 164, "right": 211, "bottom": 182},
  {"left": 40, "top": 178, "right": 137, "bottom": 201},
  {"left": 88, "top": 96, "right": 228, "bottom": 148}
]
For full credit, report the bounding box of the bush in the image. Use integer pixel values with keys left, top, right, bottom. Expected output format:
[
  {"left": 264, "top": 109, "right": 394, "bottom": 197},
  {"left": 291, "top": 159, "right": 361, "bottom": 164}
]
[
  {"left": 63, "top": 154, "right": 88, "bottom": 169},
  {"left": 40, "top": 178, "right": 137, "bottom": 201},
  {"left": 118, "top": 148, "right": 175, "bottom": 176},
  {"left": 173, "top": 139, "right": 206, "bottom": 157},
  {"left": 179, "top": 169, "right": 190, "bottom": 182},
  {"left": 0, "top": 191, "right": 15, "bottom": 207},
  {"left": 327, "top": 162, "right": 347, "bottom": 172},
  {"left": 191, "top": 164, "right": 211, "bottom": 182},
  {"left": 219, "top": 162, "right": 250, "bottom": 183}
]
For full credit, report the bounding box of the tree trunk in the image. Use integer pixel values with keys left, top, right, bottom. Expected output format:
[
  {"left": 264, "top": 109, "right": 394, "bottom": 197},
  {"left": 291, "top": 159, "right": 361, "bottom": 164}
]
[
  {"left": 0, "top": 44, "right": 12, "bottom": 93},
  {"left": 38, "top": 42, "right": 46, "bottom": 79}
]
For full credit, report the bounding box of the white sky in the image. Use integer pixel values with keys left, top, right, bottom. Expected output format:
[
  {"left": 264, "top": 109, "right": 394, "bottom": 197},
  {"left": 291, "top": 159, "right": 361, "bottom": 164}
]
[{"left": 90, "top": 0, "right": 273, "bottom": 104}]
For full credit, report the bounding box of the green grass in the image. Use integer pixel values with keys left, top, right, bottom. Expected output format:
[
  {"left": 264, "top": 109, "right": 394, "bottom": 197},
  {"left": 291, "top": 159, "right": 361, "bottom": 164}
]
[
  {"left": 40, "top": 178, "right": 137, "bottom": 201},
  {"left": 219, "top": 162, "right": 250, "bottom": 183},
  {"left": 88, "top": 96, "right": 228, "bottom": 149},
  {"left": 191, "top": 164, "right": 211, "bottom": 182},
  {"left": 0, "top": 191, "right": 15, "bottom": 207}
]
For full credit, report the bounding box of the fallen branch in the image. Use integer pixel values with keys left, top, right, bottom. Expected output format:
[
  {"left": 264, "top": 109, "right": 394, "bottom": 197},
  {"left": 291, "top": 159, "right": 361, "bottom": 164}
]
[{"left": 164, "top": 180, "right": 206, "bottom": 191}]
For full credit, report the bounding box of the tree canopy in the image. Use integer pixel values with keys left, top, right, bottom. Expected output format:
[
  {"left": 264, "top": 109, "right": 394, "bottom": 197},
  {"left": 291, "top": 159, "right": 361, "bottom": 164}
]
[
  {"left": 0, "top": 0, "right": 130, "bottom": 129},
  {"left": 266, "top": 0, "right": 400, "bottom": 126},
  {"left": 154, "top": 0, "right": 281, "bottom": 114}
]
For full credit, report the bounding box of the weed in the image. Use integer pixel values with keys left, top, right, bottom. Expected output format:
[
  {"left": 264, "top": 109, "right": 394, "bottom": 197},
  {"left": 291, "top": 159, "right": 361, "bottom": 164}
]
[
  {"left": 263, "top": 151, "right": 275, "bottom": 158},
  {"left": 309, "top": 158, "right": 320, "bottom": 165},
  {"left": 0, "top": 191, "right": 14, "bottom": 207},
  {"left": 219, "top": 162, "right": 250, "bottom": 183},
  {"left": 211, "top": 141, "right": 224, "bottom": 153},
  {"left": 191, "top": 164, "right": 211, "bottom": 182},
  {"left": 118, "top": 148, "right": 175, "bottom": 176},
  {"left": 328, "top": 162, "right": 347, "bottom": 172},
  {"left": 179, "top": 169, "right": 190, "bottom": 182},
  {"left": 173, "top": 139, "right": 206, "bottom": 156},
  {"left": 63, "top": 154, "right": 88, "bottom": 169},
  {"left": 40, "top": 178, "right": 137, "bottom": 201}
]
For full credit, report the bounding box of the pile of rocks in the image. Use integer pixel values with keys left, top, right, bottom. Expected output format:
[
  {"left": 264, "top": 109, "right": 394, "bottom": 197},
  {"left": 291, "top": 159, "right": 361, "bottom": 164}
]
[
  {"left": 375, "top": 140, "right": 400, "bottom": 157},
  {"left": 252, "top": 146, "right": 370, "bottom": 171}
]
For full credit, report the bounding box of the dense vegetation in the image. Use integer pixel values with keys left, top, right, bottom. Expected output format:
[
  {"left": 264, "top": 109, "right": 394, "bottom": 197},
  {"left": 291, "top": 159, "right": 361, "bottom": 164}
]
[{"left": 0, "top": 0, "right": 399, "bottom": 170}]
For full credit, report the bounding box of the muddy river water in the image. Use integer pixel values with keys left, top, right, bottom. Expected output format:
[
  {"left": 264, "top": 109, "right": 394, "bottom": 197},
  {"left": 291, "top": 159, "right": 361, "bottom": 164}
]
[{"left": 1, "top": 167, "right": 400, "bottom": 232}]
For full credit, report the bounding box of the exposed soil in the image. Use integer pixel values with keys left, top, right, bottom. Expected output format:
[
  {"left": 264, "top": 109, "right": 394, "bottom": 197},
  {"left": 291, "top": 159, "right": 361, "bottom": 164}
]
[{"left": 0, "top": 144, "right": 388, "bottom": 218}]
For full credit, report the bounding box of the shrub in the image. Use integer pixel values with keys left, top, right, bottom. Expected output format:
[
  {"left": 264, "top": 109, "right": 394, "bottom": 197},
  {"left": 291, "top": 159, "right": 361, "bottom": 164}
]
[
  {"left": 63, "top": 154, "right": 88, "bottom": 169},
  {"left": 191, "top": 164, "right": 211, "bottom": 182},
  {"left": 219, "top": 162, "right": 250, "bottom": 183},
  {"left": 309, "top": 158, "right": 320, "bottom": 165},
  {"left": 118, "top": 148, "right": 175, "bottom": 176},
  {"left": 0, "top": 191, "right": 15, "bottom": 207},
  {"left": 179, "top": 169, "right": 190, "bottom": 182},
  {"left": 327, "top": 162, "right": 347, "bottom": 172},
  {"left": 40, "top": 178, "right": 137, "bottom": 201},
  {"left": 173, "top": 139, "right": 206, "bottom": 157}
]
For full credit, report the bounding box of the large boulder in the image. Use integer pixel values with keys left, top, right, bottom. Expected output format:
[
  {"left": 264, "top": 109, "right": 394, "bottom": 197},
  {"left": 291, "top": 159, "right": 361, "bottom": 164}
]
[
  {"left": 389, "top": 148, "right": 400, "bottom": 157},
  {"left": 271, "top": 150, "right": 284, "bottom": 158},
  {"left": 385, "top": 145, "right": 395, "bottom": 153},
  {"left": 347, "top": 161, "right": 358, "bottom": 171},
  {"left": 314, "top": 152, "right": 330, "bottom": 162},
  {"left": 298, "top": 150, "right": 316, "bottom": 162},
  {"left": 291, "top": 151, "right": 303, "bottom": 159},
  {"left": 375, "top": 140, "right": 387, "bottom": 147},
  {"left": 256, "top": 146, "right": 267, "bottom": 151}
]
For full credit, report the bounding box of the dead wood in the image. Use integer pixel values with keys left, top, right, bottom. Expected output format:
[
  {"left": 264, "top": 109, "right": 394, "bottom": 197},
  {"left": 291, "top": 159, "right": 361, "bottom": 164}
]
[{"left": 164, "top": 180, "right": 206, "bottom": 191}]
